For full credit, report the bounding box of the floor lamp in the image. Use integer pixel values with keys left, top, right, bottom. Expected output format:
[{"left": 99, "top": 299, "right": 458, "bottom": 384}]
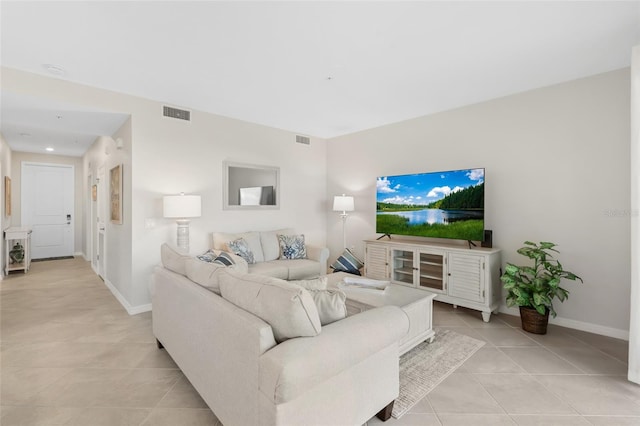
[
  {"left": 163, "top": 193, "right": 201, "bottom": 254},
  {"left": 333, "top": 194, "right": 354, "bottom": 250}
]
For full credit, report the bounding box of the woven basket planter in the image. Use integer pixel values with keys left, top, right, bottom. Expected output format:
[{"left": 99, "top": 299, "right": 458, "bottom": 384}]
[{"left": 519, "top": 306, "right": 549, "bottom": 334}]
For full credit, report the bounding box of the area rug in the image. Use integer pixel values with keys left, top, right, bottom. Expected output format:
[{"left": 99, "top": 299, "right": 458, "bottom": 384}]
[{"left": 392, "top": 329, "right": 485, "bottom": 418}]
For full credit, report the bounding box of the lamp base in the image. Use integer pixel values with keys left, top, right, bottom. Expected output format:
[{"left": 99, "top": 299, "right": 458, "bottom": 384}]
[{"left": 176, "top": 219, "right": 191, "bottom": 254}]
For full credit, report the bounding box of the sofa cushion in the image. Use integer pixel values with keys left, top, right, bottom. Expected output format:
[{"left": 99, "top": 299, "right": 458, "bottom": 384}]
[
  {"left": 213, "top": 231, "right": 264, "bottom": 262},
  {"left": 248, "top": 262, "right": 289, "bottom": 280},
  {"left": 228, "top": 238, "right": 256, "bottom": 264},
  {"left": 184, "top": 258, "right": 226, "bottom": 295},
  {"left": 218, "top": 270, "right": 321, "bottom": 343},
  {"left": 160, "top": 243, "right": 190, "bottom": 276},
  {"left": 278, "top": 234, "right": 307, "bottom": 260},
  {"left": 271, "top": 259, "right": 321, "bottom": 280},
  {"left": 260, "top": 228, "right": 294, "bottom": 261}
]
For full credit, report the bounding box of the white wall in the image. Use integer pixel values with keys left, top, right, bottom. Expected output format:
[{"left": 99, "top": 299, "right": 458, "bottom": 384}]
[
  {"left": 2, "top": 67, "right": 328, "bottom": 312},
  {"left": 0, "top": 134, "right": 12, "bottom": 274},
  {"left": 131, "top": 106, "right": 327, "bottom": 307},
  {"left": 327, "top": 69, "right": 631, "bottom": 338},
  {"left": 629, "top": 45, "right": 639, "bottom": 383},
  {"left": 10, "top": 152, "right": 84, "bottom": 255},
  {"left": 83, "top": 119, "right": 132, "bottom": 305}
]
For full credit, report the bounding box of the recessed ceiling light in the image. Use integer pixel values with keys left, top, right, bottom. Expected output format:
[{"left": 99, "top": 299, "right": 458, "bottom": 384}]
[
  {"left": 45, "top": 147, "right": 54, "bottom": 152},
  {"left": 42, "top": 64, "right": 66, "bottom": 76}
]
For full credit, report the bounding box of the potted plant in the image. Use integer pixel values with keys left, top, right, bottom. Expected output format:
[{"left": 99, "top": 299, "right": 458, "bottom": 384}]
[{"left": 500, "top": 241, "right": 582, "bottom": 334}]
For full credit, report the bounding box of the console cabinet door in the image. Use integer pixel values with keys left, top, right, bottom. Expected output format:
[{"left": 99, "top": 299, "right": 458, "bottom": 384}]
[
  {"left": 417, "top": 250, "right": 446, "bottom": 293},
  {"left": 447, "top": 253, "right": 485, "bottom": 303},
  {"left": 390, "top": 248, "right": 415, "bottom": 286},
  {"left": 365, "top": 244, "right": 389, "bottom": 280}
]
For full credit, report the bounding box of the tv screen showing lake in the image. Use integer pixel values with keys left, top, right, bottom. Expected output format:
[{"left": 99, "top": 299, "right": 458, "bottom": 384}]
[
  {"left": 376, "top": 168, "right": 485, "bottom": 240},
  {"left": 377, "top": 209, "right": 483, "bottom": 225}
]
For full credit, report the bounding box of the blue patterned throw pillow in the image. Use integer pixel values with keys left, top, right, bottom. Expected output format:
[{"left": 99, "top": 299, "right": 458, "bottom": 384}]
[
  {"left": 196, "top": 250, "right": 217, "bottom": 263},
  {"left": 330, "top": 248, "right": 364, "bottom": 275},
  {"left": 278, "top": 234, "right": 307, "bottom": 260},
  {"left": 196, "top": 250, "right": 237, "bottom": 267},
  {"left": 228, "top": 238, "right": 256, "bottom": 264}
]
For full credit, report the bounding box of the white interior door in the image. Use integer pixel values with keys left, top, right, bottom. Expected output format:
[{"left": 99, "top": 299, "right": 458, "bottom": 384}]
[{"left": 22, "top": 163, "right": 74, "bottom": 259}]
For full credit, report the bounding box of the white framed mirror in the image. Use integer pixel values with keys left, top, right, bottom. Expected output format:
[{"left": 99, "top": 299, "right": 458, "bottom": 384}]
[{"left": 223, "top": 161, "right": 280, "bottom": 210}]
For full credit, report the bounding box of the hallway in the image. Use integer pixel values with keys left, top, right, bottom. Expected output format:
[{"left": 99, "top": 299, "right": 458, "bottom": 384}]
[{"left": 0, "top": 257, "right": 220, "bottom": 425}]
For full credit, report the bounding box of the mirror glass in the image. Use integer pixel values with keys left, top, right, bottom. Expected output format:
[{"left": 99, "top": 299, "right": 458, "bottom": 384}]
[{"left": 223, "top": 161, "right": 279, "bottom": 209}]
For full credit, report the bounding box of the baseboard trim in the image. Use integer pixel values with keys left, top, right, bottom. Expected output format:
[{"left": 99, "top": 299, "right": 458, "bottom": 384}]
[
  {"left": 103, "top": 278, "right": 152, "bottom": 316},
  {"left": 499, "top": 306, "right": 629, "bottom": 341}
]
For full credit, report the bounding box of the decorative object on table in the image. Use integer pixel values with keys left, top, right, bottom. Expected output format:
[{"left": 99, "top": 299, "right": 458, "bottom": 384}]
[
  {"left": 9, "top": 241, "right": 24, "bottom": 264},
  {"left": 330, "top": 248, "right": 364, "bottom": 275},
  {"left": 500, "top": 241, "right": 583, "bottom": 334},
  {"left": 109, "top": 164, "right": 123, "bottom": 224},
  {"left": 163, "top": 192, "right": 202, "bottom": 253},
  {"left": 4, "top": 176, "right": 11, "bottom": 216},
  {"left": 333, "top": 194, "right": 354, "bottom": 249},
  {"left": 339, "top": 276, "right": 388, "bottom": 291},
  {"left": 393, "top": 329, "right": 485, "bottom": 419}
]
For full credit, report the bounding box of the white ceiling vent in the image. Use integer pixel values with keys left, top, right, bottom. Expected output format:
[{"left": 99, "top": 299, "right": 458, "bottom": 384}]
[
  {"left": 163, "top": 106, "right": 191, "bottom": 121},
  {"left": 296, "top": 135, "right": 310, "bottom": 145}
]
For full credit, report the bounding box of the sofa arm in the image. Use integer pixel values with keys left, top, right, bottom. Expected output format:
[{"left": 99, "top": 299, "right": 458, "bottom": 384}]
[
  {"left": 259, "top": 305, "right": 409, "bottom": 404},
  {"left": 306, "top": 245, "right": 329, "bottom": 275}
]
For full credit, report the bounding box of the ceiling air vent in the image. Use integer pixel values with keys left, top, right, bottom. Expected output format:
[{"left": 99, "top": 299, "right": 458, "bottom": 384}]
[
  {"left": 163, "top": 106, "right": 191, "bottom": 121},
  {"left": 296, "top": 135, "right": 310, "bottom": 145}
]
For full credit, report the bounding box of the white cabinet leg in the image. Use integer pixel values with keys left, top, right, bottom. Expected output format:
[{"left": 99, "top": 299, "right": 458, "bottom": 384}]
[{"left": 481, "top": 311, "right": 491, "bottom": 322}]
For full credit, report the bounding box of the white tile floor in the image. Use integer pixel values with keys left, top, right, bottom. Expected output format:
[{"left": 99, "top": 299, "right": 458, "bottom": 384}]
[{"left": 1, "top": 258, "right": 638, "bottom": 425}]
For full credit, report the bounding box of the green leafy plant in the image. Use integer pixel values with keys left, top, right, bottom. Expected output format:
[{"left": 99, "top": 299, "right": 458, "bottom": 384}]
[{"left": 501, "top": 241, "right": 583, "bottom": 317}]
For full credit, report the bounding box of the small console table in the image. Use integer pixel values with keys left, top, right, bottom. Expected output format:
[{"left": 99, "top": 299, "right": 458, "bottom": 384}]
[{"left": 4, "top": 227, "right": 32, "bottom": 275}]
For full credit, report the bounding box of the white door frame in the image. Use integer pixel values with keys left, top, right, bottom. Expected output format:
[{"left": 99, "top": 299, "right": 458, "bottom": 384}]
[
  {"left": 629, "top": 45, "right": 639, "bottom": 385},
  {"left": 96, "top": 164, "right": 106, "bottom": 279}
]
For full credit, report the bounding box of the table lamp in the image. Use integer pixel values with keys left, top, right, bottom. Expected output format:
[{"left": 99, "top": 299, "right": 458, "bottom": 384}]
[{"left": 163, "top": 193, "right": 201, "bottom": 253}]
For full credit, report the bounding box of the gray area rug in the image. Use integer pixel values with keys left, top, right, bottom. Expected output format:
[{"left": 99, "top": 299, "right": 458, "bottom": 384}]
[{"left": 393, "top": 329, "right": 485, "bottom": 419}]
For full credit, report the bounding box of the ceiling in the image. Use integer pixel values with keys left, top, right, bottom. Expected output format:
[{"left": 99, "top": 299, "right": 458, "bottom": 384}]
[{"left": 1, "top": 1, "right": 639, "bottom": 157}]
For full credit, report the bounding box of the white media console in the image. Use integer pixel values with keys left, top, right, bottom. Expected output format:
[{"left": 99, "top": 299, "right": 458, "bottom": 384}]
[{"left": 364, "top": 239, "right": 502, "bottom": 322}]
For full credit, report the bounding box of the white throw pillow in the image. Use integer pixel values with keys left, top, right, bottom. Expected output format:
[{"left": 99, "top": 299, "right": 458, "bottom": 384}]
[
  {"left": 307, "top": 289, "right": 347, "bottom": 325},
  {"left": 160, "top": 243, "right": 190, "bottom": 276},
  {"left": 290, "top": 276, "right": 328, "bottom": 291},
  {"left": 218, "top": 269, "right": 321, "bottom": 343}
]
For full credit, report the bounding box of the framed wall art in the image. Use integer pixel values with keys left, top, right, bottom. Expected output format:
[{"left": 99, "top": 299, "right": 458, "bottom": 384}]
[{"left": 110, "top": 164, "right": 123, "bottom": 224}]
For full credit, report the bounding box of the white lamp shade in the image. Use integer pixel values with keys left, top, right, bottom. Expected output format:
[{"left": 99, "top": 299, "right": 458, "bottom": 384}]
[
  {"left": 163, "top": 194, "right": 202, "bottom": 218},
  {"left": 333, "top": 195, "right": 354, "bottom": 212}
]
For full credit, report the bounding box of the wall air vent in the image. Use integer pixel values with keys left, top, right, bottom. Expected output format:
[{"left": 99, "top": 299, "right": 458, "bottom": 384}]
[
  {"left": 163, "top": 106, "right": 191, "bottom": 121},
  {"left": 296, "top": 135, "right": 310, "bottom": 145}
]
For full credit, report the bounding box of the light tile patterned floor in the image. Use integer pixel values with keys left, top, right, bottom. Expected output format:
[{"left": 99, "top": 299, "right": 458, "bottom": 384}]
[{"left": 1, "top": 258, "right": 638, "bottom": 425}]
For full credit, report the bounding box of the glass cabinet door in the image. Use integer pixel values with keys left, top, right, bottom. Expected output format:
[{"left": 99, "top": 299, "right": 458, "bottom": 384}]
[
  {"left": 391, "top": 248, "right": 415, "bottom": 285},
  {"left": 417, "top": 250, "right": 445, "bottom": 292}
]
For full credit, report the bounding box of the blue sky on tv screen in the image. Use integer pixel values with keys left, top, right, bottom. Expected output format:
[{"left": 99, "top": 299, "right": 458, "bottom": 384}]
[{"left": 377, "top": 168, "right": 484, "bottom": 205}]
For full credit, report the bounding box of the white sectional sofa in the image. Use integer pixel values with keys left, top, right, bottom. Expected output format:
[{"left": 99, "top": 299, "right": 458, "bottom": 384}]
[
  {"left": 151, "top": 249, "right": 409, "bottom": 426},
  {"left": 212, "top": 229, "right": 329, "bottom": 279}
]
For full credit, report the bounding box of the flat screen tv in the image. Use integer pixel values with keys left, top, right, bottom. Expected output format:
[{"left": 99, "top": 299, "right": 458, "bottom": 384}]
[{"left": 376, "top": 168, "right": 485, "bottom": 241}]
